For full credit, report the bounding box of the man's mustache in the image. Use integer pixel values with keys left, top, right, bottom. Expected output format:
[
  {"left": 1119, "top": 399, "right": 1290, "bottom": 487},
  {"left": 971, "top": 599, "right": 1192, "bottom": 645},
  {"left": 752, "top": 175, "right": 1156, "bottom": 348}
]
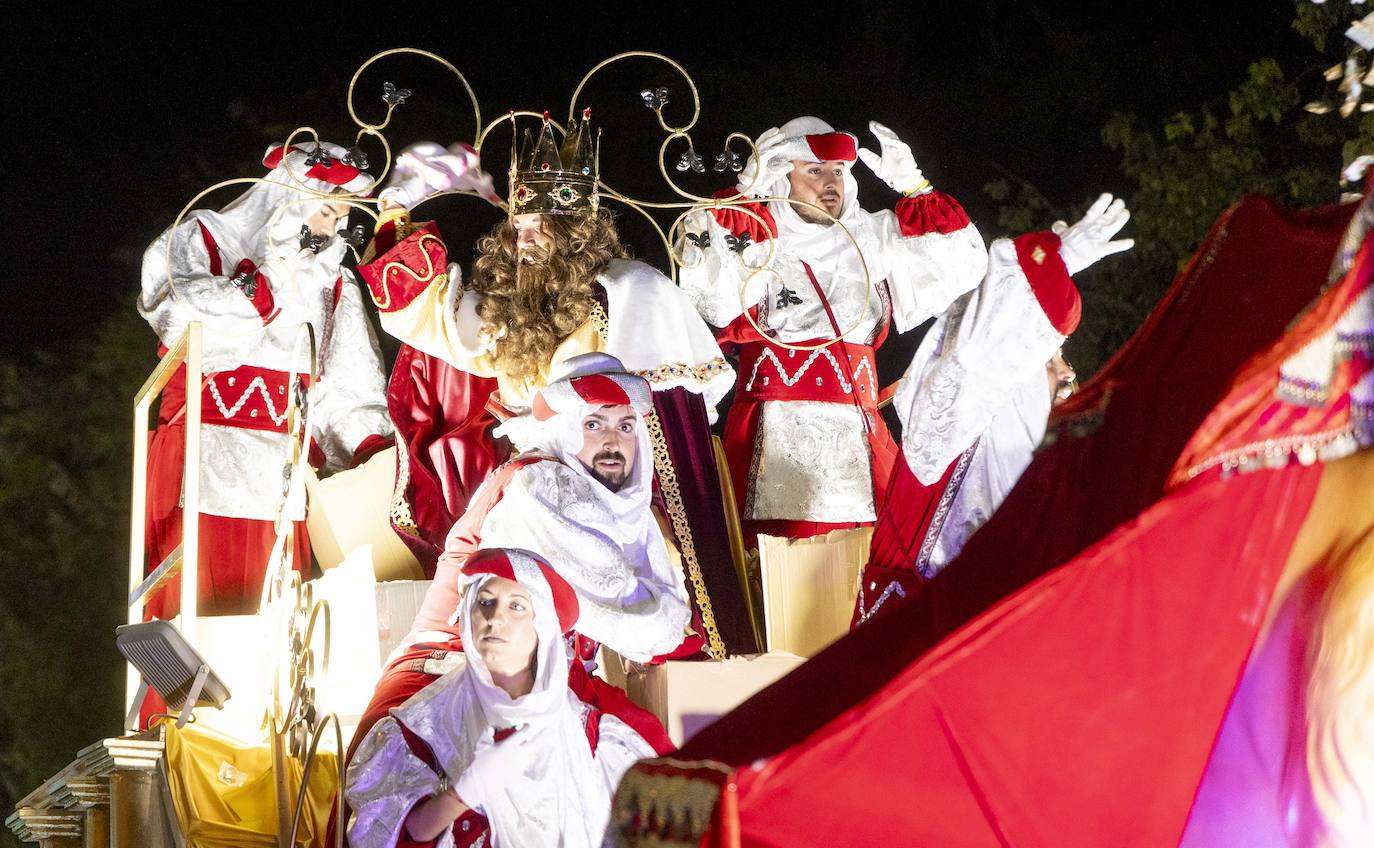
[{"left": 594, "top": 450, "right": 626, "bottom": 464}]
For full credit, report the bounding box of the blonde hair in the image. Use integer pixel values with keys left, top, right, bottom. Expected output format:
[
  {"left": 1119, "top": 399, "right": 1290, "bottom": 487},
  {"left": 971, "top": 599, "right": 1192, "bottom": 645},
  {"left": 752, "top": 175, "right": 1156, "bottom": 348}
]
[
  {"left": 469, "top": 211, "right": 627, "bottom": 383},
  {"left": 1304, "top": 530, "right": 1374, "bottom": 843}
]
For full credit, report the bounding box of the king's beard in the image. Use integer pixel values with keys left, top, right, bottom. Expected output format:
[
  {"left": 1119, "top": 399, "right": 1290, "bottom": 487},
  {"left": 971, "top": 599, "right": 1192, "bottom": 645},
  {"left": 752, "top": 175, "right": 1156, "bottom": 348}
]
[{"left": 476, "top": 248, "right": 597, "bottom": 384}]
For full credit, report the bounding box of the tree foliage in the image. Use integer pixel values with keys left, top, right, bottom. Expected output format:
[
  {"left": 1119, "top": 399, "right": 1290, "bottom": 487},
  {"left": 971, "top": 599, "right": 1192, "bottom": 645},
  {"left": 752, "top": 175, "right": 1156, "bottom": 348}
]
[{"left": 986, "top": 1, "right": 1374, "bottom": 375}]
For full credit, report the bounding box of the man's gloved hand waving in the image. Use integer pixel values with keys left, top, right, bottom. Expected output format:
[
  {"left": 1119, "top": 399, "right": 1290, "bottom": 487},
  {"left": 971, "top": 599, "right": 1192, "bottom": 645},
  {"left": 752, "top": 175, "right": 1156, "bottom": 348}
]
[
  {"left": 736, "top": 127, "right": 795, "bottom": 198},
  {"left": 856, "top": 121, "right": 928, "bottom": 195},
  {"left": 379, "top": 141, "right": 501, "bottom": 210},
  {"left": 1052, "top": 193, "right": 1134, "bottom": 275}
]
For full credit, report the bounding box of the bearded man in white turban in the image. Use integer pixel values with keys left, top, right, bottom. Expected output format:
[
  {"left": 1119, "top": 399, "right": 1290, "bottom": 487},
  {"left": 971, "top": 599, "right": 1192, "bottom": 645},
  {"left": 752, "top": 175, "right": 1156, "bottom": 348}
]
[{"left": 678, "top": 116, "right": 988, "bottom": 547}]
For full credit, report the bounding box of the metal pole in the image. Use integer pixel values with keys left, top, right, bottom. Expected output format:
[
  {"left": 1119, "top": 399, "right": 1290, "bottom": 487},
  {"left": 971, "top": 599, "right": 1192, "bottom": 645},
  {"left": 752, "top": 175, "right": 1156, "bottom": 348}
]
[{"left": 179, "top": 323, "right": 203, "bottom": 653}]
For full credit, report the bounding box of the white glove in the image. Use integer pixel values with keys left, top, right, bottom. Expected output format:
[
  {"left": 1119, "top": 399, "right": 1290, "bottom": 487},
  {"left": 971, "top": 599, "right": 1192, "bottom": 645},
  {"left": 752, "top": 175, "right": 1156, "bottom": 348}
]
[
  {"left": 452, "top": 726, "right": 531, "bottom": 813},
  {"left": 856, "top": 121, "right": 927, "bottom": 195},
  {"left": 736, "top": 127, "right": 794, "bottom": 198},
  {"left": 380, "top": 142, "right": 501, "bottom": 209},
  {"left": 1051, "top": 193, "right": 1134, "bottom": 275}
]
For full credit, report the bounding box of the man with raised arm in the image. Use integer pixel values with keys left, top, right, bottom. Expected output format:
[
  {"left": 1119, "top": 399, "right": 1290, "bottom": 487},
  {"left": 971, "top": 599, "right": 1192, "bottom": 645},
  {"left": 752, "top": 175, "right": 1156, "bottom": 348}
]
[
  {"left": 677, "top": 116, "right": 988, "bottom": 547},
  {"left": 138, "top": 141, "right": 392, "bottom": 616},
  {"left": 856, "top": 194, "right": 1133, "bottom": 622}
]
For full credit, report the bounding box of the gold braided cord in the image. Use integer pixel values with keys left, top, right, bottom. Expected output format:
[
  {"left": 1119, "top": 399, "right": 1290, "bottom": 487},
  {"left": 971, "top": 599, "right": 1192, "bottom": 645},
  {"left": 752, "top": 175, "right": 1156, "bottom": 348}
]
[
  {"left": 389, "top": 434, "right": 421, "bottom": 537},
  {"left": 590, "top": 306, "right": 723, "bottom": 657},
  {"left": 643, "top": 409, "right": 726, "bottom": 660}
]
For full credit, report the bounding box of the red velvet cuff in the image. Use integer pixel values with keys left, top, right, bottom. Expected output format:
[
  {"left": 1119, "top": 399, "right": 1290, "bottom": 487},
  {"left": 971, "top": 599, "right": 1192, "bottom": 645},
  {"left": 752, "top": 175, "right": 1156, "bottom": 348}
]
[
  {"left": 708, "top": 187, "right": 778, "bottom": 243},
  {"left": 350, "top": 433, "right": 394, "bottom": 468},
  {"left": 893, "top": 190, "right": 972, "bottom": 237},
  {"left": 232, "top": 258, "right": 279, "bottom": 324},
  {"left": 357, "top": 221, "right": 447, "bottom": 313},
  {"left": 308, "top": 438, "right": 326, "bottom": 470},
  {"left": 1013, "top": 231, "right": 1080, "bottom": 335}
]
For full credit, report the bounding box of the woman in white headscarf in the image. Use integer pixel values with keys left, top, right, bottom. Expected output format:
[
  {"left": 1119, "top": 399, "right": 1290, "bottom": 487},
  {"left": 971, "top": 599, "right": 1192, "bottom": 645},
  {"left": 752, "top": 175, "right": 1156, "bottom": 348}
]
[{"left": 346, "top": 547, "right": 657, "bottom": 848}]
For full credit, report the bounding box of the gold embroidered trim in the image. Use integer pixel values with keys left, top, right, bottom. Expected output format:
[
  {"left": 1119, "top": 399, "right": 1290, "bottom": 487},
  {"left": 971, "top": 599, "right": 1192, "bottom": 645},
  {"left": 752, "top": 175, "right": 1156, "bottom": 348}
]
[
  {"left": 644, "top": 409, "right": 726, "bottom": 660},
  {"left": 374, "top": 233, "right": 445, "bottom": 311},
  {"left": 590, "top": 301, "right": 611, "bottom": 343},
  {"left": 389, "top": 434, "right": 420, "bottom": 537},
  {"left": 612, "top": 758, "right": 735, "bottom": 847},
  {"left": 634, "top": 357, "right": 731, "bottom": 387}
]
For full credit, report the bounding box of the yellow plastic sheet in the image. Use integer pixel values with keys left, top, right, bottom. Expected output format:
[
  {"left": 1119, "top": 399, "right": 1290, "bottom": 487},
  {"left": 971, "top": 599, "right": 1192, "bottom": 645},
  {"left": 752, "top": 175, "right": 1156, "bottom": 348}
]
[{"left": 160, "top": 720, "right": 337, "bottom": 847}]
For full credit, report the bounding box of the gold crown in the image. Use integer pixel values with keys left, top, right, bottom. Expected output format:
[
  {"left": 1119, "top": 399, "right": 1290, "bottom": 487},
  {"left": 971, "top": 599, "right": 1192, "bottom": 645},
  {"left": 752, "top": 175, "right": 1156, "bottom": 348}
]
[{"left": 510, "top": 108, "right": 600, "bottom": 215}]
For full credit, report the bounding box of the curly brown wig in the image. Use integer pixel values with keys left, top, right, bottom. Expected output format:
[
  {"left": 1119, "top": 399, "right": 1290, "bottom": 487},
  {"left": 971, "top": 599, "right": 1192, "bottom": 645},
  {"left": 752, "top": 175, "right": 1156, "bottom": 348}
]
[{"left": 469, "top": 210, "right": 628, "bottom": 383}]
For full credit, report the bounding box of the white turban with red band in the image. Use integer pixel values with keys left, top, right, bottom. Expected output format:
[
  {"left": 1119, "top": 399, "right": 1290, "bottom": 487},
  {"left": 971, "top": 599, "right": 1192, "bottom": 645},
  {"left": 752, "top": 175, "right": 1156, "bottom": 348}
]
[
  {"left": 531, "top": 352, "right": 654, "bottom": 422},
  {"left": 461, "top": 547, "right": 580, "bottom": 634},
  {"left": 513, "top": 353, "right": 657, "bottom": 549},
  {"left": 261, "top": 141, "right": 375, "bottom": 195},
  {"left": 186, "top": 140, "right": 376, "bottom": 282},
  {"left": 772, "top": 115, "right": 860, "bottom": 168},
  {"left": 759, "top": 116, "right": 883, "bottom": 301},
  {"left": 349, "top": 543, "right": 642, "bottom": 848}
]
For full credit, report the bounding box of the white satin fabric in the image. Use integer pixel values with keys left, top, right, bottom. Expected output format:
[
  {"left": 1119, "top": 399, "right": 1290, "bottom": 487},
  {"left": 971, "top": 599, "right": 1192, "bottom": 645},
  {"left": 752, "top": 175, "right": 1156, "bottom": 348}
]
[
  {"left": 675, "top": 134, "right": 987, "bottom": 523},
  {"left": 894, "top": 237, "right": 1065, "bottom": 573},
  {"left": 486, "top": 406, "right": 691, "bottom": 660},
  {"left": 138, "top": 159, "right": 391, "bottom": 520}
]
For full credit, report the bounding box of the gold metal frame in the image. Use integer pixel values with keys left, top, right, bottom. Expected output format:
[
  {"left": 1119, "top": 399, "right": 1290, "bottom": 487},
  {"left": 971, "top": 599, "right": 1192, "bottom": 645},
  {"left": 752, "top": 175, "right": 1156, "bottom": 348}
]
[{"left": 126, "top": 321, "right": 203, "bottom": 717}]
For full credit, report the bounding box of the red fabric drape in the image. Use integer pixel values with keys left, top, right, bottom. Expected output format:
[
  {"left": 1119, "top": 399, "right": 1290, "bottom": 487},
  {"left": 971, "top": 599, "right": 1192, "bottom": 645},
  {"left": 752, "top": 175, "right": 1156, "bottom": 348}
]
[
  {"left": 649, "top": 196, "right": 1358, "bottom": 846},
  {"left": 386, "top": 344, "right": 508, "bottom": 576}
]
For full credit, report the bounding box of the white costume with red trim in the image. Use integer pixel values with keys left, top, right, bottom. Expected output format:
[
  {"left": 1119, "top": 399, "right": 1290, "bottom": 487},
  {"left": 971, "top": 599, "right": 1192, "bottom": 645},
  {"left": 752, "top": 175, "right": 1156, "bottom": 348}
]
[
  {"left": 893, "top": 232, "right": 1077, "bottom": 578},
  {"left": 678, "top": 117, "right": 987, "bottom": 535},
  {"left": 857, "top": 195, "right": 1132, "bottom": 622},
  {"left": 346, "top": 548, "right": 657, "bottom": 848},
  {"left": 138, "top": 142, "right": 392, "bottom": 521},
  {"left": 405, "top": 354, "right": 692, "bottom": 662}
]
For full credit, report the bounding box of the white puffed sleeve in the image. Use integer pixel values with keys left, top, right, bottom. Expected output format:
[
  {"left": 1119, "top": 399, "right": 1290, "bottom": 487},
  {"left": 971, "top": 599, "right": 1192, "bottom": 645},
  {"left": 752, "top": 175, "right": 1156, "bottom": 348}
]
[
  {"left": 896, "top": 235, "right": 1068, "bottom": 485},
  {"left": 310, "top": 270, "right": 394, "bottom": 473},
  {"left": 478, "top": 464, "right": 692, "bottom": 661},
  {"left": 139, "top": 218, "right": 279, "bottom": 345},
  {"left": 346, "top": 717, "right": 455, "bottom": 848},
  {"left": 870, "top": 191, "right": 989, "bottom": 334}
]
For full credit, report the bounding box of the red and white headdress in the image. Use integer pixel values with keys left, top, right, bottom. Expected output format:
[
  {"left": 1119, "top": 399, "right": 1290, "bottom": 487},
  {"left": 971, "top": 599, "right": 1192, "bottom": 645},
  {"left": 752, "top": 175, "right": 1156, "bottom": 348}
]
[
  {"left": 532, "top": 352, "right": 653, "bottom": 422},
  {"left": 775, "top": 116, "right": 859, "bottom": 167},
  {"left": 262, "top": 141, "right": 375, "bottom": 195},
  {"left": 461, "top": 547, "right": 580, "bottom": 634}
]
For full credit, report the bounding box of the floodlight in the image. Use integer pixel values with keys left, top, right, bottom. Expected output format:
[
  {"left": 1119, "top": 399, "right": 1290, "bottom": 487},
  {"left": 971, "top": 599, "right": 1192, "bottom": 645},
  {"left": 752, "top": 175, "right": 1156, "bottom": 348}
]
[{"left": 116, "top": 620, "right": 230, "bottom": 731}]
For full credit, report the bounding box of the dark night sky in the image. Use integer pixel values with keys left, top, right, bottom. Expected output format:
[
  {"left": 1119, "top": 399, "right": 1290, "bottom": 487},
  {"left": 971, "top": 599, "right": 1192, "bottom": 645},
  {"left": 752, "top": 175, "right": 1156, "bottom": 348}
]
[{"left": 4, "top": 2, "right": 1307, "bottom": 361}]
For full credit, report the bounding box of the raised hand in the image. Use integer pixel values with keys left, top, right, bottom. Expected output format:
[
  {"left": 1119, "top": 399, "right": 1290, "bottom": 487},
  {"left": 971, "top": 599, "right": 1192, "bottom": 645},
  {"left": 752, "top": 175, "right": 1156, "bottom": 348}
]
[
  {"left": 736, "top": 127, "right": 794, "bottom": 198},
  {"left": 380, "top": 142, "right": 501, "bottom": 210},
  {"left": 856, "top": 121, "right": 927, "bottom": 195},
  {"left": 1051, "top": 193, "right": 1134, "bottom": 275}
]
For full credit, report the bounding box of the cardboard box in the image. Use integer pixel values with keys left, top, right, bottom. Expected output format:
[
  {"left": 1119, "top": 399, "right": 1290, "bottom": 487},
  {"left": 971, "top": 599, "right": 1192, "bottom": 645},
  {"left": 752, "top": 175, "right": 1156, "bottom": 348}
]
[
  {"left": 623, "top": 653, "right": 806, "bottom": 746},
  {"left": 758, "top": 527, "right": 870, "bottom": 657},
  {"left": 305, "top": 446, "right": 424, "bottom": 582}
]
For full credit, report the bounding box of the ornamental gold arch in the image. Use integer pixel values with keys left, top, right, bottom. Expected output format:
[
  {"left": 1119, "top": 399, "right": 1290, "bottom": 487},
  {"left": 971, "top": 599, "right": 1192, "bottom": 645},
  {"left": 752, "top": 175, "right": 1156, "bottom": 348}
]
[{"left": 161, "top": 49, "right": 874, "bottom": 352}]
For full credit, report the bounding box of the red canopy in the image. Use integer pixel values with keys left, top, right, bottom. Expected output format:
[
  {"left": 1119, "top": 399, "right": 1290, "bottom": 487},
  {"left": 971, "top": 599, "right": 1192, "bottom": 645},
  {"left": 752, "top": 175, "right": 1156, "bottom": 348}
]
[{"left": 614, "top": 195, "right": 1368, "bottom": 847}]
